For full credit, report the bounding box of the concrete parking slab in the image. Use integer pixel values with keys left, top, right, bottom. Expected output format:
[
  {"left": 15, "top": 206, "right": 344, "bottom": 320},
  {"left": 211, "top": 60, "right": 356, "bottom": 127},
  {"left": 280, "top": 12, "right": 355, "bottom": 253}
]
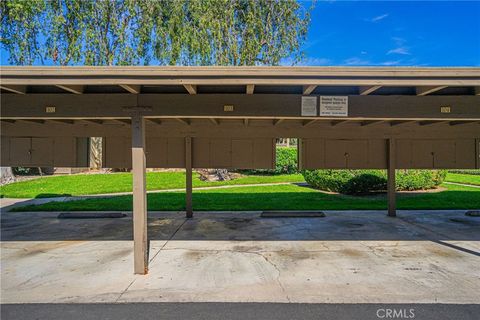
[{"left": 1, "top": 210, "right": 479, "bottom": 304}]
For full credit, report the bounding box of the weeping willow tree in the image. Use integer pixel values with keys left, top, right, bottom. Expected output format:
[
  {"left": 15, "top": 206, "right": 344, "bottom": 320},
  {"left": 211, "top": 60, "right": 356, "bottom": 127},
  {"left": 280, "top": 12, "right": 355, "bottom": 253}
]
[{"left": 1, "top": 0, "right": 312, "bottom": 169}]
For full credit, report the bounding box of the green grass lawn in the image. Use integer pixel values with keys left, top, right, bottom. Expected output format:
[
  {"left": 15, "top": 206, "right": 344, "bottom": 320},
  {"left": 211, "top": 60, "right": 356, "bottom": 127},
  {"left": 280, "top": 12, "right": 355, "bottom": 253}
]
[
  {"left": 0, "top": 172, "right": 305, "bottom": 198},
  {"left": 445, "top": 173, "right": 480, "bottom": 186},
  {"left": 10, "top": 183, "right": 480, "bottom": 212}
]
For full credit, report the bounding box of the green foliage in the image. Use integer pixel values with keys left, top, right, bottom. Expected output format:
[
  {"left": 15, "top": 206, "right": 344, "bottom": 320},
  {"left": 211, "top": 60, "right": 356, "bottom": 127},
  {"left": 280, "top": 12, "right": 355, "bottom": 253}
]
[
  {"left": 1, "top": 0, "right": 313, "bottom": 66},
  {"left": 302, "top": 169, "right": 447, "bottom": 195},
  {"left": 447, "top": 169, "right": 480, "bottom": 176},
  {"left": 240, "top": 147, "right": 298, "bottom": 175}
]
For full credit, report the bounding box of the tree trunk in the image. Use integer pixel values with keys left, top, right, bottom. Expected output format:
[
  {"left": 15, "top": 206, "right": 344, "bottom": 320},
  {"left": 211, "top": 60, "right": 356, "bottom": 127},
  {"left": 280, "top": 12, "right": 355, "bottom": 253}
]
[
  {"left": 0, "top": 167, "right": 15, "bottom": 185},
  {"left": 89, "top": 137, "right": 103, "bottom": 169}
]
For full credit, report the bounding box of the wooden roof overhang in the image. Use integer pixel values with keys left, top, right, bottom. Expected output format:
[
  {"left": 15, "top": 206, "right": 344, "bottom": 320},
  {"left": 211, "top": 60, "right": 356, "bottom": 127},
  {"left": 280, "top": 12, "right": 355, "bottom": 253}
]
[{"left": 1, "top": 66, "right": 480, "bottom": 127}]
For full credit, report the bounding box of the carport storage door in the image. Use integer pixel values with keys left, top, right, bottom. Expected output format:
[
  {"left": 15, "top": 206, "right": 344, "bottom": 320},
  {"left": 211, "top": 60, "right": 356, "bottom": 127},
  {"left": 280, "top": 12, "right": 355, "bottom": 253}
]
[
  {"left": 301, "top": 139, "right": 387, "bottom": 169},
  {"left": 396, "top": 139, "right": 476, "bottom": 169},
  {"left": 192, "top": 138, "right": 275, "bottom": 169},
  {"left": 9, "top": 137, "right": 31, "bottom": 165}
]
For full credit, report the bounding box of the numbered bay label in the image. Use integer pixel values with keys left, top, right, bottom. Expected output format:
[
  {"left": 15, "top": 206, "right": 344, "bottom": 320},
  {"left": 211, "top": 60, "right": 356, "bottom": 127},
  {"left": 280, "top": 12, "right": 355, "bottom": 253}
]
[{"left": 320, "top": 96, "right": 348, "bottom": 117}]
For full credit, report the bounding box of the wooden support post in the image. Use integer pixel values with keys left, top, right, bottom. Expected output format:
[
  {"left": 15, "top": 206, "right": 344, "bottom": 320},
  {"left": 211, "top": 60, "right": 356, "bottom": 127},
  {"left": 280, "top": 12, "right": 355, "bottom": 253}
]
[
  {"left": 185, "top": 137, "right": 193, "bottom": 218},
  {"left": 387, "top": 138, "right": 396, "bottom": 217},
  {"left": 131, "top": 115, "right": 148, "bottom": 274}
]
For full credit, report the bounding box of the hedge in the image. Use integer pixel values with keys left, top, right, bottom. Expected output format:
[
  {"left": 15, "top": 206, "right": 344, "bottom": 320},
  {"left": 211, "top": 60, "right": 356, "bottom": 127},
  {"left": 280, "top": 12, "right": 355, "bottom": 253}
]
[
  {"left": 302, "top": 169, "right": 447, "bottom": 195},
  {"left": 239, "top": 147, "right": 298, "bottom": 175}
]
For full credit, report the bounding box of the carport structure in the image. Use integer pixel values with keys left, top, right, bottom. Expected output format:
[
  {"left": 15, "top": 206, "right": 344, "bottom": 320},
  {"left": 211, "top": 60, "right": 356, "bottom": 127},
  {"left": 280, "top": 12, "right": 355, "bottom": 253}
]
[{"left": 1, "top": 66, "right": 479, "bottom": 274}]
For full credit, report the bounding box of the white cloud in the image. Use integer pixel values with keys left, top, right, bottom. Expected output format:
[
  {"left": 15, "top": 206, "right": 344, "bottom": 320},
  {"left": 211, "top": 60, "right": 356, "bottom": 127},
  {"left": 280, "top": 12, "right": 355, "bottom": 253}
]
[
  {"left": 344, "top": 57, "right": 371, "bottom": 65},
  {"left": 368, "top": 13, "right": 389, "bottom": 22},
  {"left": 387, "top": 47, "right": 411, "bottom": 55}
]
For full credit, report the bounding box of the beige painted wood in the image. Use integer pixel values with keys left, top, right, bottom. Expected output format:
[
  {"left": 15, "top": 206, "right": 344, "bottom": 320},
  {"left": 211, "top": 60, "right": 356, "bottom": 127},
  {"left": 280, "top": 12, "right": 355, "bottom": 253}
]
[
  {"left": 3, "top": 94, "right": 480, "bottom": 120},
  {"left": 131, "top": 115, "right": 148, "bottom": 275},
  {"left": 120, "top": 84, "right": 141, "bottom": 94},
  {"left": 183, "top": 84, "right": 197, "bottom": 94},
  {"left": 185, "top": 137, "right": 193, "bottom": 218},
  {"left": 0, "top": 85, "right": 26, "bottom": 94},
  {"left": 387, "top": 138, "right": 396, "bottom": 217},
  {"left": 302, "top": 85, "right": 317, "bottom": 95},
  {"left": 246, "top": 84, "right": 255, "bottom": 94},
  {"left": 359, "top": 85, "right": 382, "bottom": 95},
  {"left": 416, "top": 86, "right": 447, "bottom": 96},
  {"left": 56, "top": 85, "right": 84, "bottom": 94}
]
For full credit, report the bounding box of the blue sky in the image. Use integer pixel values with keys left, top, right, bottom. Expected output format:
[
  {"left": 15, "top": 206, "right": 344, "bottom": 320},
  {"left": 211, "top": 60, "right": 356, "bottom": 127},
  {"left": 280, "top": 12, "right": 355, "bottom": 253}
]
[
  {"left": 292, "top": 1, "right": 480, "bottom": 66},
  {"left": 1, "top": 1, "right": 479, "bottom": 66}
]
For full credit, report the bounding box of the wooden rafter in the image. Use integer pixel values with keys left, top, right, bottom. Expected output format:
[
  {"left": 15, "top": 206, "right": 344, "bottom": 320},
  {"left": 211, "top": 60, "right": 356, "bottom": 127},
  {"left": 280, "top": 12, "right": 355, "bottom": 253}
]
[
  {"left": 302, "top": 85, "right": 317, "bottom": 95},
  {"left": 175, "top": 118, "right": 190, "bottom": 125},
  {"left": 449, "top": 120, "right": 476, "bottom": 126},
  {"left": 0, "top": 85, "right": 26, "bottom": 94},
  {"left": 120, "top": 84, "right": 141, "bottom": 94},
  {"left": 49, "top": 119, "right": 74, "bottom": 125},
  {"left": 360, "top": 120, "right": 384, "bottom": 127},
  {"left": 82, "top": 119, "right": 103, "bottom": 125},
  {"left": 209, "top": 118, "right": 219, "bottom": 125},
  {"left": 331, "top": 120, "right": 348, "bottom": 126},
  {"left": 419, "top": 120, "right": 449, "bottom": 126},
  {"left": 390, "top": 120, "right": 417, "bottom": 127},
  {"left": 246, "top": 84, "right": 255, "bottom": 94},
  {"left": 416, "top": 86, "right": 447, "bottom": 96},
  {"left": 359, "top": 85, "right": 382, "bottom": 95},
  {"left": 243, "top": 118, "right": 249, "bottom": 126},
  {"left": 147, "top": 118, "right": 162, "bottom": 125},
  {"left": 183, "top": 84, "right": 197, "bottom": 95},
  {"left": 56, "top": 85, "right": 84, "bottom": 94},
  {"left": 273, "top": 119, "right": 285, "bottom": 126},
  {"left": 302, "top": 119, "right": 317, "bottom": 127}
]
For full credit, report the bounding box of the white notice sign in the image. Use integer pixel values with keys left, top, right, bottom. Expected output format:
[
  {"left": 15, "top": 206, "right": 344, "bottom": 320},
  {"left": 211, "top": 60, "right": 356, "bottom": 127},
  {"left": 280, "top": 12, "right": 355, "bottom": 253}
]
[
  {"left": 320, "top": 96, "right": 348, "bottom": 117},
  {"left": 301, "top": 96, "right": 317, "bottom": 116}
]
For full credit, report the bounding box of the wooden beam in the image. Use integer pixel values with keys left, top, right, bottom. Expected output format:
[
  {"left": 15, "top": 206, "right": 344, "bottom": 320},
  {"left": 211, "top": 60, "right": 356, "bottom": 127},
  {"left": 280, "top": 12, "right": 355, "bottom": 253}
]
[
  {"left": 244, "top": 118, "right": 249, "bottom": 126},
  {"left": 359, "top": 85, "right": 381, "bottom": 95},
  {"left": 209, "top": 118, "right": 219, "bottom": 125},
  {"left": 1, "top": 85, "right": 26, "bottom": 94},
  {"left": 303, "top": 85, "right": 317, "bottom": 95},
  {"left": 175, "top": 118, "right": 190, "bottom": 125},
  {"left": 183, "top": 84, "right": 197, "bottom": 95},
  {"left": 56, "top": 85, "right": 84, "bottom": 94},
  {"left": 246, "top": 84, "right": 255, "bottom": 94},
  {"left": 1, "top": 119, "right": 16, "bottom": 123},
  {"left": 131, "top": 115, "right": 148, "bottom": 275},
  {"left": 361, "top": 120, "right": 384, "bottom": 127},
  {"left": 120, "top": 84, "right": 141, "bottom": 94},
  {"left": 273, "top": 119, "right": 285, "bottom": 126},
  {"left": 302, "top": 119, "right": 317, "bottom": 127},
  {"left": 475, "top": 87, "right": 480, "bottom": 95},
  {"left": 185, "top": 137, "right": 193, "bottom": 218},
  {"left": 3, "top": 94, "right": 480, "bottom": 120},
  {"left": 387, "top": 138, "right": 396, "bottom": 217},
  {"left": 416, "top": 86, "right": 447, "bottom": 96},
  {"left": 147, "top": 118, "right": 162, "bottom": 125}
]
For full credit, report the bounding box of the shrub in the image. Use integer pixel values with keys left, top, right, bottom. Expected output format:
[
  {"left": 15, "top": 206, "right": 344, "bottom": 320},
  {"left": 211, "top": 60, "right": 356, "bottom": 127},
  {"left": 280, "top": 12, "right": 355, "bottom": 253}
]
[
  {"left": 448, "top": 169, "right": 480, "bottom": 175},
  {"left": 240, "top": 146, "right": 298, "bottom": 175},
  {"left": 302, "top": 169, "right": 447, "bottom": 195}
]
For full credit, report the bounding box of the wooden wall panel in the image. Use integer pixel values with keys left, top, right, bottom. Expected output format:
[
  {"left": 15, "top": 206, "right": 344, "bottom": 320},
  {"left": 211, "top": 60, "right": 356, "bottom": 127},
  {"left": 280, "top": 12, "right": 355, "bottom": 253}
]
[
  {"left": 2, "top": 136, "right": 88, "bottom": 167},
  {"left": 396, "top": 139, "right": 477, "bottom": 169}
]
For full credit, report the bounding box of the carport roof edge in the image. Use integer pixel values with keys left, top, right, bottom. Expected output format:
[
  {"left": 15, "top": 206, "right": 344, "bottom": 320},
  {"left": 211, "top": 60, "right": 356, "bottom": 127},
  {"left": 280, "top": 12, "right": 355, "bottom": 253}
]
[{"left": 1, "top": 66, "right": 480, "bottom": 87}]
